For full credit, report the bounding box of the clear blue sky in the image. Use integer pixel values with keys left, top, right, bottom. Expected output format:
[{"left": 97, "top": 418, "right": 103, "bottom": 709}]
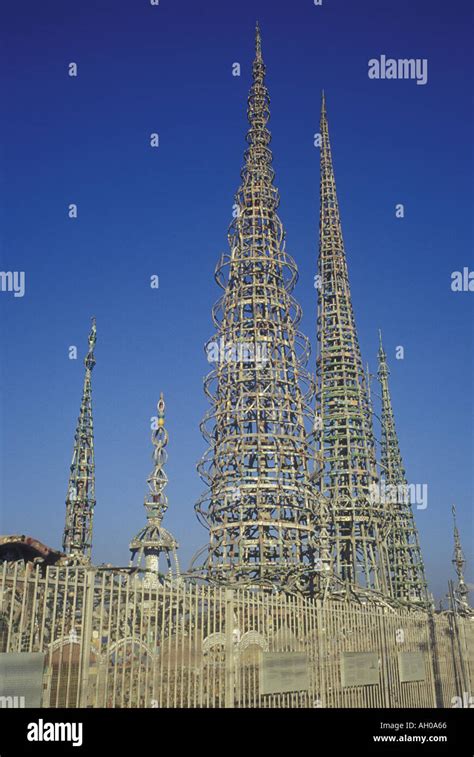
[{"left": 1, "top": 0, "right": 472, "bottom": 603}]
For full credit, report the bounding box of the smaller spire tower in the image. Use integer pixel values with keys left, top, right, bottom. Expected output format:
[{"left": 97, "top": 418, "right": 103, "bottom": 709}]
[
  {"left": 377, "top": 331, "right": 429, "bottom": 606},
  {"left": 129, "top": 394, "right": 179, "bottom": 587},
  {"left": 62, "top": 318, "right": 97, "bottom": 563},
  {"left": 451, "top": 504, "right": 470, "bottom": 612}
]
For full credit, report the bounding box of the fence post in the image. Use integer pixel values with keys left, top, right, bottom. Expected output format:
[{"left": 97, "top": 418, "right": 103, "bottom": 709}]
[
  {"left": 79, "top": 568, "right": 95, "bottom": 708},
  {"left": 315, "top": 598, "right": 325, "bottom": 708},
  {"left": 225, "top": 588, "right": 235, "bottom": 708},
  {"left": 454, "top": 610, "right": 471, "bottom": 698},
  {"left": 426, "top": 611, "right": 441, "bottom": 706},
  {"left": 458, "top": 616, "right": 473, "bottom": 693}
]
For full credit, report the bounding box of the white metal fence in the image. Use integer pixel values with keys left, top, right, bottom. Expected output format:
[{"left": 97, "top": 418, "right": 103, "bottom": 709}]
[{"left": 1, "top": 562, "right": 472, "bottom": 708}]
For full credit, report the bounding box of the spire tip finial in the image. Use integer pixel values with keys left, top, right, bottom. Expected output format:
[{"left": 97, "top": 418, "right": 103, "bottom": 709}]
[
  {"left": 158, "top": 392, "right": 165, "bottom": 418},
  {"left": 85, "top": 317, "right": 97, "bottom": 370},
  {"left": 255, "top": 21, "right": 262, "bottom": 59}
]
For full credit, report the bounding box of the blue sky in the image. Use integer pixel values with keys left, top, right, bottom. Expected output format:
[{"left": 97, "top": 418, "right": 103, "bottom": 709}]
[{"left": 1, "top": 0, "right": 472, "bottom": 602}]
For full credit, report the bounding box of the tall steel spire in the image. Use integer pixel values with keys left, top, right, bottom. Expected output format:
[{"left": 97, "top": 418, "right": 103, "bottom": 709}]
[
  {"left": 451, "top": 504, "right": 470, "bottom": 612},
  {"left": 129, "top": 394, "right": 179, "bottom": 586},
  {"left": 377, "top": 331, "right": 429, "bottom": 606},
  {"left": 62, "top": 317, "right": 97, "bottom": 562},
  {"left": 194, "top": 24, "right": 318, "bottom": 590},
  {"left": 315, "top": 93, "right": 390, "bottom": 596}
]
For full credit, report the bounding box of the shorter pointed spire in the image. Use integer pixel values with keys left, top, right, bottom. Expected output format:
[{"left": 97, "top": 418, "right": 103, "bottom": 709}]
[
  {"left": 451, "top": 504, "right": 470, "bottom": 611},
  {"left": 129, "top": 393, "right": 180, "bottom": 586},
  {"left": 62, "top": 318, "right": 97, "bottom": 563},
  {"left": 378, "top": 331, "right": 389, "bottom": 378},
  {"left": 377, "top": 332, "right": 429, "bottom": 606}
]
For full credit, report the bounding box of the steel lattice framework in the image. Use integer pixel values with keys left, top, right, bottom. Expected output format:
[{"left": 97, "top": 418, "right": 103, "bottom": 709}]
[
  {"left": 315, "top": 93, "right": 391, "bottom": 596},
  {"left": 194, "top": 24, "right": 318, "bottom": 590},
  {"left": 377, "top": 332, "right": 429, "bottom": 606},
  {"left": 129, "top": 393, "right": 180, "bottom": 585},
  {"left": 62, "top": 317, "right": 97, "bottom": 562}
]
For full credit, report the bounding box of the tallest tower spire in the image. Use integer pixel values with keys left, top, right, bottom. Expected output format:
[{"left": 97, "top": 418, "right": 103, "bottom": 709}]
[
  {"left": 316, "top": 94, "right": 390, "bottom": 596},
  {"left": 195, "top": 25, "right": 317, "bottom": 590}
]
